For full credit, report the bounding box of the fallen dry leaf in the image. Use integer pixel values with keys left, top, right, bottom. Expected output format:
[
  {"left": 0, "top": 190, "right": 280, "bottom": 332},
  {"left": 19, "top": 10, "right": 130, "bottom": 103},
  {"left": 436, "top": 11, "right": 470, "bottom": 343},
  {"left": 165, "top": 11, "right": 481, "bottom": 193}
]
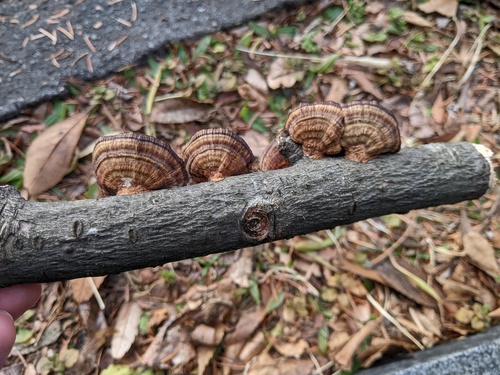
[
  {"left": 197, "top": 345, "right": 216, "bottom": 375},
  {"left": 463, "top": 231, "right": 500, "bottom": 276},
  {"left": 23, "top": 110, "right": 89, "bottom": 196},
  {"left": 328, "top": 330, "right": 350, "bottom": 353},
  {"left": 345, "top": 24, "right": 368, "bottom": 56},
  {"left": 149, "top": 98, "right": 214, "bottom": 124},
  {"left": 478, "top": 287, "right": 497, "bottom": 311},
  {"left": 237, "top": 83, "right": 269, "bottom": 112},
  {"left": 409, "top": 308, "right": 443, "bottom": 338},
  {"left": 463, "top": 124, "right": 482, "bottom": 142},
  {"left": 359, "top": 337, "right": 416, "bottom": 368},
  {"left": 245, "top": 68, "right": 269, "bottom": 93},
  {"left": 440, "top": 278, "right": 481, "bottom": 302},
  {"left": 389, "top": 255, "right": 442, "bottom": 305},
  {"left": 24, "top": 364, "right": 36, "bottom": 375},
  {"left": 334, "top": 317, "right": 382, "bottom": 370},
  {"left": 403, "top": 11, "right": 433, "bottom": 28},
  {"left": 239, "top": 331, "right": 266, "bottom": 361},
  {"left": 228, "top": 247, "right": 254, "bottom": 287},
  {"left": 69, "top": 277, "right": 106, "bottom": 304},
  {"left": 337, "top": 258, "right": 386, "bottom": 284},
  {"left": 111, "top": 301, "right": 143, "bottom": 359},
  {"left": 190, "top": 324, "right": 224, "bottom": 346},
  {"left": 224, "top": 308, "right": 266, "bottom": 345},
  {"left": 373, "top": 258, "right": 438, "bottom": 307},
  {"left": 147, "top": 307, "right": 173, "bottom": 331},
  {"left": 143, "top": 325, "right": 196, "bottom": 370},
  {"left": 74, "top": 328, "right": 114, "bottom": 374},
  {"left": 346, "top": 70, "right": 384, "bottom": 100},
  {"left": 273, "top": 339, "right": 309, "bottom": 358},
  {"left": 247, "top": 352, "right": 314, "bottom": 375},
  {"left": 324, "top": 76, "right": 348, "bottom": 103},
  {"left": 409, "top": 97, "right": 435, "bottom": 139},
  {"left": 431, "top": 91, "right": 448, "bottom": 125},
  {"left": 266, "top": 58, "right": 304, "bottom": 90},
  {"left": 240, "top": 130, "right": 269, "bottom": 158},
  {"left": 418, "top": 0, "right": 458, "bottom": 18},
  {"left": 37, "top": 320, "right": 62, "bottom": 348},
  {"left": 488, "top": 306, "right": 500, "bottom": 319},
  {"left": 365, "top": 2, "right": 385, "bottom": 14}
]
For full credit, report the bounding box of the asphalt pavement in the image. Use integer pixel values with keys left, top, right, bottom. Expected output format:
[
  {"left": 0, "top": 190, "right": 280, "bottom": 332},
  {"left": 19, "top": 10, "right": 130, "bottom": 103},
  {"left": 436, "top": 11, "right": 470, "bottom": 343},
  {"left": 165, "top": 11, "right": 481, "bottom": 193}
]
[{"left": 0, "top": 0, "right": 307, "bottom": 120}]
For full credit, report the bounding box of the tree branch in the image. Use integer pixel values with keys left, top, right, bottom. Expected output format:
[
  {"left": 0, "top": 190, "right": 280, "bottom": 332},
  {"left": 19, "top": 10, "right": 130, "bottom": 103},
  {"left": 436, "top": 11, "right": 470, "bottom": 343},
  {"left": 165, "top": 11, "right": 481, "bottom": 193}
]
[{"left": 0, "top": 142, "right": 493, "bottom": 287}]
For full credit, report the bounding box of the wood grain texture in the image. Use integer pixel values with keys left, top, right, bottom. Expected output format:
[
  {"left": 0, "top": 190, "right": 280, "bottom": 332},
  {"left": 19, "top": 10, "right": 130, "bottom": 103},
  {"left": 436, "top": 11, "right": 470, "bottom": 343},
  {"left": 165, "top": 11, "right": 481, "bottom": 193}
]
[{"left": 0, "top": 142, "right": 492, "bottom": 286}]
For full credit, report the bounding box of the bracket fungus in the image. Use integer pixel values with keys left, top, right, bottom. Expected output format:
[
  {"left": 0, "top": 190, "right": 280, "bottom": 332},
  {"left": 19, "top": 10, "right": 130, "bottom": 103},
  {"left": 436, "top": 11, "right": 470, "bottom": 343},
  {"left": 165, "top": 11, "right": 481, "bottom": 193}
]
[
  {"left": 92, "top": 132, "right": 188, "bottom": 196},
  {"left": 92, "top": 101, "right": 401, "bottom": 194},
  {"left": 259, "top": 139, "right": 289, "bottom": 171},
  {"left": 284, "top": 102, "right": 345, "bottom": 159},
  {"left": 283, "top": 100, "right": 401, "bottom": 163},
  {"left": 340, "top": 101, "right": 401, "bottom": 163},
  {"left": 181, "top": 128, "right": 254, "bottom": 182}
]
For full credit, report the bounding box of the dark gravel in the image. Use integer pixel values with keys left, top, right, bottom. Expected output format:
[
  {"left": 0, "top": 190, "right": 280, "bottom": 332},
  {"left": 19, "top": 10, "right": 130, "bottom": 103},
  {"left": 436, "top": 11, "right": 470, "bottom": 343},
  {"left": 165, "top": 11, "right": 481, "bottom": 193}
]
[{"left": 0, "top": 0, "right": 307, "bottom": 120}]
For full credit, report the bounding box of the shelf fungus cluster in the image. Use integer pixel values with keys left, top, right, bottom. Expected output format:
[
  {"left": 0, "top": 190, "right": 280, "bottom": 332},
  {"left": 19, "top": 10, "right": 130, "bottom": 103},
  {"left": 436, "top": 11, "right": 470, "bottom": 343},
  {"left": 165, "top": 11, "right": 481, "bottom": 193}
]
[
  {"left": 92, "top": 101, "right": 401, "bottom": 196},
  {"left": 92, "top": 129, "right": 254, "bottom": 196},
  {"left": 272, "top": 100, "right": 401, "bottom": 164}
]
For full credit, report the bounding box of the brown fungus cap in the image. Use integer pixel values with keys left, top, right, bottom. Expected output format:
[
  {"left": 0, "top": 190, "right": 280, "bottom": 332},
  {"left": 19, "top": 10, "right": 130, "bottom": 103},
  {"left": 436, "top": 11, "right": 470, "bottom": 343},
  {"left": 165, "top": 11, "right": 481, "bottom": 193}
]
[
  {"left": 92, "top": 132, "right": 188, "bottom": 196},
  {"left": 341, "top": 101, "right": 401, "bottom": 163},
  {"left": 259, "top": 139, "right": 289, "bottom": 171},
  {"left": 285, "top": 102, "right": 344, "bottom": 159},
  {"left": 181, "top": 128, "right": 254, "bottom": 182}
]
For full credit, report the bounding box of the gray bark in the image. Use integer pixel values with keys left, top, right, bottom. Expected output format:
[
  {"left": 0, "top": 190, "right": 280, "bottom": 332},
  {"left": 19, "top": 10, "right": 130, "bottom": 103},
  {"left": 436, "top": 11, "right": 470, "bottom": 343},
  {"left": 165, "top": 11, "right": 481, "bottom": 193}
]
[{"left": 0, "top": 142, "right": 492, "bottom": 287}]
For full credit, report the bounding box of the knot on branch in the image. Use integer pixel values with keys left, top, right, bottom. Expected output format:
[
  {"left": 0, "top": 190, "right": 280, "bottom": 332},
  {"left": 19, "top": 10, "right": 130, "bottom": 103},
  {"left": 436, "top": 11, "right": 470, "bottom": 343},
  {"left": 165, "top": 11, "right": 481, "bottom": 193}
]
[{"left": 241, "top": 203, "right": 274, "bottom": 241}]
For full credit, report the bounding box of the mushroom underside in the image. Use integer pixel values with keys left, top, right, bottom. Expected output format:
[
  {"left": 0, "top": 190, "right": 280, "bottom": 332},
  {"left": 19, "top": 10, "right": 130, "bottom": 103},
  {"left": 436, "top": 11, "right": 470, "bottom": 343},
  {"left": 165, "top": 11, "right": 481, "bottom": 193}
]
[
  {"left": 185, "top": 146, "right": 253, "bottom": 182},
  {"left": 341, "top": 126, "right": 399, "bottom": 162},
  {"left": 95, "top": 153, "right": 187, "bottom": 195}
]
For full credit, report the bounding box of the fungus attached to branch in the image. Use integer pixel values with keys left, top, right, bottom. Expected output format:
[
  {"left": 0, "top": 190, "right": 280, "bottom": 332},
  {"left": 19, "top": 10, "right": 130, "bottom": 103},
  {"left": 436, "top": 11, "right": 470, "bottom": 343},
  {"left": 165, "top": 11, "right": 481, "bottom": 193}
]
[
  {"left": 181, "top": 128, "right": 255, "bottom": 182},
  {"left": 93, "top": 133, "right": 188, "bottom": 196},
  {"left": 0, "top": 142, "right": 493, "bottom": 287}
]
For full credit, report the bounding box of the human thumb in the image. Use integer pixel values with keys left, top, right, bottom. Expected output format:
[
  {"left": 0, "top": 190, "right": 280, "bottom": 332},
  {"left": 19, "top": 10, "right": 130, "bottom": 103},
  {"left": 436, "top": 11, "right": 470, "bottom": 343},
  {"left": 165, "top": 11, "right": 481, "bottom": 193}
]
[{"left": 0, "top": 310, "right": 15, "bottom": 368}]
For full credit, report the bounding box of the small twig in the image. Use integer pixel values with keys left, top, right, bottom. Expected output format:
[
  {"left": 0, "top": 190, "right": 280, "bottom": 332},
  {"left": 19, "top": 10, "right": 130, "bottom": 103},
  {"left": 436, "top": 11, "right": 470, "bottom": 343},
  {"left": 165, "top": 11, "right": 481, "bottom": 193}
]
[
  {"left": 297, "top": 252, "right": 341, "bottom": 273},
  {"left": 366, "top": 293, "right": 425, "bottom": 350},
  {"left": 420, "top": 18, "right": 463, "bottom": 89},
  {"left": 458, "top": 24, "right": 491, "bottom": 88},
  {"left": 154, "top": 88, "right": 193, "bottom": 102},
  {"left": 308, "top": 351, "right": 323, "bottom": 374},
  {"left": 370, "top": 222, "right": 414, "bottom": 266},
  {"left": 311, "top": 360, "right": 336, "bottom": 375},
  {"left": 86, "top": 277, "right": 105, "bottom": 310},
  {"left": 236, "top": 45, "right": 409, "bottom": 70},
  {"left": 325, "top": 228, "right": 343, "bottom": 252},
  {"left": 143, "top": 59, "right": 169, "bottom": 137},
  {"left": 259, "top": 266, "right": 319, "bottom": 297}
]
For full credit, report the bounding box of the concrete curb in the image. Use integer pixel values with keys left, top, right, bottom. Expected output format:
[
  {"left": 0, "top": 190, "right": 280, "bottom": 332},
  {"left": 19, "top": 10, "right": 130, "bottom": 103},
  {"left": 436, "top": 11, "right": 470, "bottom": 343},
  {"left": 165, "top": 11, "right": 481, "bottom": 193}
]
[{"left": 359, "top": 325, "right": 500, "bottom": 375}]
